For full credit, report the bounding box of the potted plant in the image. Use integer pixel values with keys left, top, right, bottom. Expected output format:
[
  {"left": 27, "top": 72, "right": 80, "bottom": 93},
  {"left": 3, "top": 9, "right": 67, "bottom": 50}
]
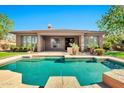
[
  {"left": 94, "top": 48, "right": 105, "bottom": 56},
  {"left": 87, "top": 42, "right": 98, "bottom": 54},
  {"left": 70, "top": 43, "right": 79, "bottom": 55}
]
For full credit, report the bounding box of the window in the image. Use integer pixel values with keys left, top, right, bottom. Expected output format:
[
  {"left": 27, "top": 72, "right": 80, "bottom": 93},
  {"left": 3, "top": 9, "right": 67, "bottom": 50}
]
[
  {"left": 84, "top": 36, "right": 99, "bottom": 49},
  {"left": 22, "top": 35, "right": 37, "bottom": 47},
  {"left": 50, "top": 38, "right": 60, "bottom": 48}
]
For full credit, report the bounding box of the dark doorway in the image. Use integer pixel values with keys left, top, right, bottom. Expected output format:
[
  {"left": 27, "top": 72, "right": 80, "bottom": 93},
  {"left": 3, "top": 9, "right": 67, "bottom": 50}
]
[{"left": 65, "top": 38, "right": 75, "bottom": 50}]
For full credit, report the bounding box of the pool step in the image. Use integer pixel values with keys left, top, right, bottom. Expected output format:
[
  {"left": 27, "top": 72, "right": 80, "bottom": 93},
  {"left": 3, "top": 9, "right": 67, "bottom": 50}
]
[
  {"left": 16, "top": 84, "right": 38, "bottom": 88},
  {"left": 81, "top": 83, "right": 108, "bottom": 88},
  {"left": 0, "top": 70, "right": 38, "bottom": 88},
  {"left": 103, "top": 69, "right": 124, "bottom": 88},
  {"left": 22, "top": 55, "right": 32, "bottom": 58},
  {"left": 45, "top": 76, "right": 80, "bottom": 88}
]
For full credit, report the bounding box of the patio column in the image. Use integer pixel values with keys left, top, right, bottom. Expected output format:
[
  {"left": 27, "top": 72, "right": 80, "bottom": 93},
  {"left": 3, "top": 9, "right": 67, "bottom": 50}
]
[
  {"left": 16, "top": 35, "right": 21, "bottom": 47},
  {"left": 40, "top": 36, "right": 44, "bottom": 51},
  {"left": 98, "top": 35, "right": 103, "bottom": 48},
  {"left": 37, "top": 35, "right": 41, "bottom": 52},
  {"left": 79, "top": 34, "right": 84, "bottom": 52}
]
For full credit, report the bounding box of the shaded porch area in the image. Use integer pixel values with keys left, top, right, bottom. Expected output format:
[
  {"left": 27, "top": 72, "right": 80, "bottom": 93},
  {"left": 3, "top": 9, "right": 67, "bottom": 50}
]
[{"left": 37, "top": 35, "right": 83, "bottom": 52}]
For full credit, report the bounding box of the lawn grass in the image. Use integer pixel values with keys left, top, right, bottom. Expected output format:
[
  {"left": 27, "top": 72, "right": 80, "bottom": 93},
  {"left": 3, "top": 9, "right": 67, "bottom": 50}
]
[
  {"left": 0, "top": 52, "right": 26, "bottom": 59},
  {"left": 104, "top": 51, "right": 124, "bottom": 59}
]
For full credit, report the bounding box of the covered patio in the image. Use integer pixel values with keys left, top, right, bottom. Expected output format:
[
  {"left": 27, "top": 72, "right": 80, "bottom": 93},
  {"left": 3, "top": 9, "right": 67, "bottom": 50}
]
[
  {"left": 12, "top": 29, "right": 104, "bottom": 52},
  {"left": 37, "top": 35, "right": 80, "bottom": 52}
]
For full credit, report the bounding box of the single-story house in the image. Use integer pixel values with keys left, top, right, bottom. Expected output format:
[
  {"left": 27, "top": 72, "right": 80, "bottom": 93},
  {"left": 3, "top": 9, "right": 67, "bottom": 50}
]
[{"left": 11, "top": 24, "right": 104, "bottom": 52}]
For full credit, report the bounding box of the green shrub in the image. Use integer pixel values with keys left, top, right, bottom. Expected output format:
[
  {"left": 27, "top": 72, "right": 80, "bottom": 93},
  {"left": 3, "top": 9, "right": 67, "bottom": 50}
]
[
  {"left": 18, "top": 47, "right": 23, "bottom": 52},
  {"left": 19, "top": 47, "right": 24, "bottom": 52},
  {"left": 94, "top": 48, "right": 105, "bottom": 56},
  {"left": 15, "top": 47, "right": 19, "bottom": 52},
  {"left": 103, "top": 41, "right": 112, "bottom": 50},
  {"left": 10, "top": 45, "right": 37, "bottom": 52},
  {"left": 23, "top": 47, "right": 28, "bottom": 52},
  {"left": 10, "top": 47, "right": 13, "bottom": 51},
  {"left": 1, "top": 43, "right": 9, "bottom": 50},
  {"left": 87, "top": 42, "right": 98, "bottom": 54},
  {"left": 10, "top": 46, "right": 27, "bottom": 52},
  {"left": 10, "top": 45, "right": 16, "bottom": 52},
  {"left": 10, "top": 47, "right": 16, "bottom": 52}
]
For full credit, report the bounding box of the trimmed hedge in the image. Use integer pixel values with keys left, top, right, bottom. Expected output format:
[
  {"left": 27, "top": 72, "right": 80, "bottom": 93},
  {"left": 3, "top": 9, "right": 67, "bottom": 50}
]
[{"left": 10, "top": 47, "right": 32, "bottom": 52}]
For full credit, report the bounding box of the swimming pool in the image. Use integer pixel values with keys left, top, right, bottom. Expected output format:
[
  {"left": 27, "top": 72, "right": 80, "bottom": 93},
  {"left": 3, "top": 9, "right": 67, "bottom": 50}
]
[{"left": 0, "top": 57, "right": 123, "bottom": 86}]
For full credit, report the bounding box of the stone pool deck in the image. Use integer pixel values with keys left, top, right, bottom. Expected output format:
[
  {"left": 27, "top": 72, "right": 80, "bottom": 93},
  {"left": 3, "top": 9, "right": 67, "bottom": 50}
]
[
  {"left": 0, "top": 70, "right": 38, "bottom": 88},
  {"left": 0, "top": 51, "right": 124, "bottom": 88},
  {"left": 45, "top": 76, "right": 80, "bottom": 88},
  {"left": 45, "top": 76, "right": 109, "bottom": 88},
  {"left": 103, "top": 69, "right": 124, "bottom": 88}
]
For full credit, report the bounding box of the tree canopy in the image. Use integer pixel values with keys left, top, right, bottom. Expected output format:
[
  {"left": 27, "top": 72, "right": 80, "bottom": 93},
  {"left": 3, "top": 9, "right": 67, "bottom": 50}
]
[
  {"left": 97, "top": 6, "right": 124, "bottom": 50},
  {"left": 97, "top": 5, "right": 124, "bottom": 35},
  {"left": 0, "top": 14, "right": 14, "bottom": 40}
]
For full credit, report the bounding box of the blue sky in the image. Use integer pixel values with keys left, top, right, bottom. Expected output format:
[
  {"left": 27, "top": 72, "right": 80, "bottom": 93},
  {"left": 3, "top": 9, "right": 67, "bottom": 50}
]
[{"left": 0, "top": 5, "right": 110, "bottom": 31}]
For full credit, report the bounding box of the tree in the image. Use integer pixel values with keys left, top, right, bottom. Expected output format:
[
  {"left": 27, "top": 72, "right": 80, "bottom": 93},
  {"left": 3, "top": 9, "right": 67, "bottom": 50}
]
[
  {"left": 97, "top": 6, "right": 124, "bottom": 50},
  {"left": 97, "top": 5, "right": 124, "bottom": 35},
  {"left": 0, "top": 14, "right": 14, "bottom": 40}
]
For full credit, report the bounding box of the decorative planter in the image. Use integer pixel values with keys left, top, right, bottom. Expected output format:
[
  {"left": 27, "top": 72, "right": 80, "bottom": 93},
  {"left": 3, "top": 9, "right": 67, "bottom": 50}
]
[
  {"left": 72, "top": 47, "right": 79, "bottom": 55},
  {"left": 67, "top": 47, "right": 73, "bottom": 55},
  {"left": 67, "top": 47, "right": 79, "bottom": 55}
]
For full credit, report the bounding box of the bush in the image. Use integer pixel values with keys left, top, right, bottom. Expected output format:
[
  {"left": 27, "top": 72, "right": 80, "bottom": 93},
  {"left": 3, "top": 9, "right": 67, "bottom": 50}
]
[
  {"left": 15, "top": 47, "right": 20, "bottom": 52},
  {"left": 10, "top": 45, "right": 16, "bottom": 51},
  {"left": 1, "top": 43, "right": 9, "bottom": 50},
  {"left": 23, "top": 47, "right": 28, "bottom": 52},
  {"left": 94, "top": 48, "right": 105, "bottom": 56},
  {"left": 87, "top": 42, "right": 99, "bottom": 54},
  {"left": 10, "top": 46, "right": 29, "bottom": 52},
  {"left": 87, "top": 42, "right": 98, "bottom": 49},
  {"left": 10, "top": 44, "right": 37, "bottom": 52},
  {"left": 103, "top": 41, "right": 112, "bottom": 51},
  {"left": 10, "top": 47, "right": 15, "bottom": 52}
]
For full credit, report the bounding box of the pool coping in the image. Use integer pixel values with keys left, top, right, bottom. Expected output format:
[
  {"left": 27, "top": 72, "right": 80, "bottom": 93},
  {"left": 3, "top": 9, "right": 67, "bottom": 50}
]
[
  {"left": 0, "top": 53, "right": 124, "bottom": 67},
  {"left": 0, "top": 53, "right": 124, "bottom": 66}
]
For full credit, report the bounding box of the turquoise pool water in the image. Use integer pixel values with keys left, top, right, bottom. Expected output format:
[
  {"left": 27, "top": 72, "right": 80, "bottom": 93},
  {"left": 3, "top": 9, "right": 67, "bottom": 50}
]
[{"left": 0, "top": 57, "right": 123, "bottom": 86}]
